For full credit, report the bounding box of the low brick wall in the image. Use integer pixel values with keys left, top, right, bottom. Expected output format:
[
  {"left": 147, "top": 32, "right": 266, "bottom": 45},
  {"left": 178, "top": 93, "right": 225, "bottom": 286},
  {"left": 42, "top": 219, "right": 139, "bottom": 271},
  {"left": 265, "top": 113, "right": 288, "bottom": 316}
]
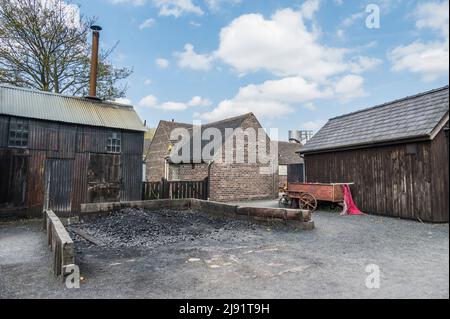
[
  {"left": 43, "top": 210, "right": 76, "bottom": 278},
  {"left": 80, "top": 199, "right": 314, "bottom": 229}
]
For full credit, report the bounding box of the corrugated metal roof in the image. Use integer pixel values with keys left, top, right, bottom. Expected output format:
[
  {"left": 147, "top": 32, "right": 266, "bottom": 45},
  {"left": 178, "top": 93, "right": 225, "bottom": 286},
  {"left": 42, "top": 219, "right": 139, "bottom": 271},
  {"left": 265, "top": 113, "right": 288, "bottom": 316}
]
[
  {"left": 0, "top": 84, "right": 146, "bottom": 132},
  {"left": 300, "top": 86, "right": 449, "bottom": 154}
]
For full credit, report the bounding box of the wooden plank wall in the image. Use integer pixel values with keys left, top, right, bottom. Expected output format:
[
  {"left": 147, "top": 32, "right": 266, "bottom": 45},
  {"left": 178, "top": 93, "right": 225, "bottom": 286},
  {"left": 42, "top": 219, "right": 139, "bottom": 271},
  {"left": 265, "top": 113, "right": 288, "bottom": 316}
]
[
  {"left": 430, "top": 129, "right": 449, "bottom": 222},
  {"left": 305, "top": 131, "right": 448, "bottom": 222}
]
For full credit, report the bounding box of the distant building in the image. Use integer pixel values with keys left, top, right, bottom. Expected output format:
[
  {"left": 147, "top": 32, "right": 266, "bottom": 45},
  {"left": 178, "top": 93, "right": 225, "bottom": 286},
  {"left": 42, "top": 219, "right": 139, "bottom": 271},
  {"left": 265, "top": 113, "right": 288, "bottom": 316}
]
[
  {"left": 277, "top": 141, "right": 304, "bottom": 187},
  {"left": 300, "top": 86, "right": 449, "bottom": 222},
  {"left": 0, "top": 85, "right": 146, "bottom": 218},
  {"left": 146, "top": 113, "right": 278, "bottom": 202}
]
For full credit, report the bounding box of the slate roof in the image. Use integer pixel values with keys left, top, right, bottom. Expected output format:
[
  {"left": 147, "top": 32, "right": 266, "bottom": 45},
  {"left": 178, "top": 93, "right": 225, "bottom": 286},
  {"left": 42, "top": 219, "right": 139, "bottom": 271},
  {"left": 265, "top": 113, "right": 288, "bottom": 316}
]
[
  {"left": 278, "top": 141, "right": 303, "bottom": 165},
  {"left": 0, "top": 84, "right": 146, "bottom": 132},
  {"left": 300, "top": 86, "right": 449, "bottom": 154}
]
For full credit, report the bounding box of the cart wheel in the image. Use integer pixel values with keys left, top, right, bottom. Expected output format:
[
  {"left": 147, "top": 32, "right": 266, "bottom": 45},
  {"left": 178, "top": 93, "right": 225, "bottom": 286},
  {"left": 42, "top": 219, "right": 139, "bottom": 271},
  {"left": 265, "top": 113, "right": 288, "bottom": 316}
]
[{"left": 299, "top": 193, "right": 318, "bottom": 211}]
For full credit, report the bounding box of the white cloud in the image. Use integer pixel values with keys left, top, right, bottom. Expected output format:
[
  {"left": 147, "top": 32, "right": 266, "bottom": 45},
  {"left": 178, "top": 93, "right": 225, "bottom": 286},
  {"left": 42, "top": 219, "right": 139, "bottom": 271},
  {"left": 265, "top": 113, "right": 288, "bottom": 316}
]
[
  {"left": 189, "top": 21, "right": 202, "bottom": 28},
  {"left": 139, "top": 95, "right": 211, "bottom": 111},
  {"left": 334, "top": 74, "right": 366, "bottom": 101},
  {"left": 154, "top": 0, "right": 204, "bottom": 17},
  {"left": 389, "top": 40, "right": 449, "bottom": 82},
  {"left": 194, "top": 7, "right": 378, "bottom": 122},
  {"left": 157, "top": 101, "right": 189, "bottom": 110},
  {"left": 114, "top": 98, "right": 132, "bottom": 105},
  {"left": 349, "top": 56, "right": 383, "bottom": 73},
  {"left": 174, "top": 44, "right": 214, "bottom": 71},
  {"left": 415, "top": 0, "right": 449, "bottom": 38},
  {"left": 139, "top": 18, "right": 156, "bottom": 30},
  {"left": 188, "top": 96, "right": 212, "bottom": 107},
  {"left": 144, "top": 79, "right": 153, "bottom": 85},
  {"left": 300, "top": 0, "right": 320, "bottom": 20},
  {"left": 155, "top": 58, "right": 170, "bottom": 68},
  {"left": 204, "top": 0, "right": 241, "bottom": 12},
  {"left": 37, "top": 0, "right": 81, "bottom": 29},
  {"left": 198, "top": 99, "right": 293, "bottom": 122},
  {"left": 388, "top": 1, "right": 449, "bottom": 82},
  {"left": 108, "top": 0, "right": 146, "bottom": 5},
  {"left": 215, "top": 8, "right": 350, "bottom": 80},
  {"left": 342, "top": 12, "right": 365, "bottom": 27},
  {"left": 198, "top": 75, "right": 366, "bottom": 122},
  {"left": 138, "top": 95, "right": 158, "bottom": 108}
]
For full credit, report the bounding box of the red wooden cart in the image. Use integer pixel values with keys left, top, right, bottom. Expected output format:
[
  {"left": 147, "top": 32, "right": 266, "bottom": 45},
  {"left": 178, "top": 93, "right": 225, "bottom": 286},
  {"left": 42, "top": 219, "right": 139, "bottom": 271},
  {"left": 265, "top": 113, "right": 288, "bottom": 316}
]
[{"left": 279, "top": 182, "right": 354, "bottom": 211}]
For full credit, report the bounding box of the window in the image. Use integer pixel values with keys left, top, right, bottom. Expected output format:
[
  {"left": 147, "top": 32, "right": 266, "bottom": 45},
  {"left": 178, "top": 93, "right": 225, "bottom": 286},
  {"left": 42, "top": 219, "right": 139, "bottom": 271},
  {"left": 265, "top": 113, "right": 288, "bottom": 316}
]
[
  {"left": 107, "top": 132, "right": 121, "bottom": 153},
  {"left": 8, "top": 118, "right": 29, "bottom": 148}
]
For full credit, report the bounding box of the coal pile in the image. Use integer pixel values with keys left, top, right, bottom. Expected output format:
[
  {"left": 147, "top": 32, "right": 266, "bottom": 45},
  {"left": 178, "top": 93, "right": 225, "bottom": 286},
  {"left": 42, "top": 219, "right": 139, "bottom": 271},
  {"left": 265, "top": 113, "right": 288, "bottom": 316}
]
[{"left": 68, "top": 208, "right": 259, "bottom": 249}]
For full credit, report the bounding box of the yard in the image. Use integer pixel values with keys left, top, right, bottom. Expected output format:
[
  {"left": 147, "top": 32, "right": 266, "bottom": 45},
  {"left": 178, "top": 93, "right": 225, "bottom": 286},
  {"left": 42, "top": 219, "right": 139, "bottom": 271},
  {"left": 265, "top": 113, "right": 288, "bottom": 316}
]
[{"left": 0, "top": 201, "right": 448, "bottom": 299}]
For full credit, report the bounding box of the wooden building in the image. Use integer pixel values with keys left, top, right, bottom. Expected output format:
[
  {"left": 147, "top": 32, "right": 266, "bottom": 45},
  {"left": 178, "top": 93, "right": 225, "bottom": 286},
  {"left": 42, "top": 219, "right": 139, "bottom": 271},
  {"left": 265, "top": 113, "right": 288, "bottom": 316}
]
[
  {"left": 146, "top": 113, "right": 278, "bottom": 202},
  {"left": 300, "top": 86, "right": 449, "bottom": 222},
  {"left": 0, "top": 85, "right": 146, "bottom": 218}
]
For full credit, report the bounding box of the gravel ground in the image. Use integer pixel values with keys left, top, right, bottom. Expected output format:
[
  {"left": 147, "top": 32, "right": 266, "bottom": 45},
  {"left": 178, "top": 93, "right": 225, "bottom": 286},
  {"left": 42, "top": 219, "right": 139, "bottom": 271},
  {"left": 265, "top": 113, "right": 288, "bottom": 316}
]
[{"left": 1, "top": 205, "right": 448, "bottom": 299}]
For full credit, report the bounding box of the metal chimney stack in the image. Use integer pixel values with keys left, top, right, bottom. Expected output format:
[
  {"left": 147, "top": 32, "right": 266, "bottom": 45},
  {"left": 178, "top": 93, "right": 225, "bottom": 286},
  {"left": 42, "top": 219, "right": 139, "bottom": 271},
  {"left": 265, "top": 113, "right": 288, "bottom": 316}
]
[{"left": 89, "top": 25, "right": 102, "bottom": 98}]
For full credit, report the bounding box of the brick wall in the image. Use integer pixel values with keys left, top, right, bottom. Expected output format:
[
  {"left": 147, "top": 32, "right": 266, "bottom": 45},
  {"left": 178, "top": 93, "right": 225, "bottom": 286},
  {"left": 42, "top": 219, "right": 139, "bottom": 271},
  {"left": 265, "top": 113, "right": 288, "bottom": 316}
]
[
  {"left": 145, "top": 121, "right": 172, "bottom": 181},
  {"left": 169, "top": 163, "right": 208, "bottom": 181},
  {"left": 209, "top": 114, "right": 277, "bottom": 202}
]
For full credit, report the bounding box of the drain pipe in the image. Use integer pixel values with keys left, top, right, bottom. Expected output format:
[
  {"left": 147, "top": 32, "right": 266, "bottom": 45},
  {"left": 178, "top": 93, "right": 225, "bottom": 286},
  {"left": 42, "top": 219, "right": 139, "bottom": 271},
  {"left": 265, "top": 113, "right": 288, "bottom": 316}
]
[{"left": 207, "top": 160, "right": 214, "bottom": 201}]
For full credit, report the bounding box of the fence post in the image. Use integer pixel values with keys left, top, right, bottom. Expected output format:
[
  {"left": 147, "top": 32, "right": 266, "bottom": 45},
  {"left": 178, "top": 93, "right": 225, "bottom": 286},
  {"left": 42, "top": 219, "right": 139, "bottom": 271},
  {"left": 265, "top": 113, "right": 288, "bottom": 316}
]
[{"left": 161, "top": 177, "right": 170, "bottom": 199}]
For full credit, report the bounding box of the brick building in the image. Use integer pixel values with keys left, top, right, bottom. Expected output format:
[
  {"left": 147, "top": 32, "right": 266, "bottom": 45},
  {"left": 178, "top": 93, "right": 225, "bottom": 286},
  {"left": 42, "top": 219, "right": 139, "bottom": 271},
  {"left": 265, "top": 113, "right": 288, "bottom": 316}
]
[{"left": 145, "top": 113, "right": 278, "bottom": 202}]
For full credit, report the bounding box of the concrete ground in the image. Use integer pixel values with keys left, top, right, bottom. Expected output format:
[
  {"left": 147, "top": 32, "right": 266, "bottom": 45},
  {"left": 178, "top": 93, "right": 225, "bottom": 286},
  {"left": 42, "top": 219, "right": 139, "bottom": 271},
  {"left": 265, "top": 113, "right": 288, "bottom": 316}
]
[{"left": 0, "top": 201, "right": 448, "bottom": 299}]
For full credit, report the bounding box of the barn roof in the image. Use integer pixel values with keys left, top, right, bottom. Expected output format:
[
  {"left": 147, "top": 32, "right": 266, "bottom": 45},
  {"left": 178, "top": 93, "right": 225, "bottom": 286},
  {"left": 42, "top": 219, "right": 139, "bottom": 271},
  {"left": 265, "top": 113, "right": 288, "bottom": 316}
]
[
  {"left": 278, "top": 141, "right": 303, "bottom": 165},
  {"left": 300, "top": 86, "right": 449, "bottom": 154},
  {"left": 0, "top": 84, "right": 146, "bottom": 132}
]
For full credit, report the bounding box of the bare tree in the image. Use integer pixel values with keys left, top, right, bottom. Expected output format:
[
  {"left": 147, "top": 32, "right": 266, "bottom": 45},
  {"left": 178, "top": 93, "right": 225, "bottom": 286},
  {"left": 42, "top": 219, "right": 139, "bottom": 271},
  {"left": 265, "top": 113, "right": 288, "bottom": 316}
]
[{"left": 0, "top": 0, "right": 132, "bottom": 100}]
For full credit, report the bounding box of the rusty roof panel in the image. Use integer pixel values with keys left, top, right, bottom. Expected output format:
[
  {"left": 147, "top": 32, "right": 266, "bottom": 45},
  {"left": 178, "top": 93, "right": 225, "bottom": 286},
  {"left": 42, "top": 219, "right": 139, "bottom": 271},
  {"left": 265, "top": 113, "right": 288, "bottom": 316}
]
[{"left": 0, "top": 85, "right": 146, "bottom": 132}]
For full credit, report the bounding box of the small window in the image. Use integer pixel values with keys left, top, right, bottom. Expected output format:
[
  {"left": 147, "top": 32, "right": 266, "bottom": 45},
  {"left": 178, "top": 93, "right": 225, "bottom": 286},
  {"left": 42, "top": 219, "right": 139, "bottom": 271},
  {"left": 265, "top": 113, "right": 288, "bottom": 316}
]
[
  {"left": 406, "top": 144, "right": 418, "bottom": 155},
  {"left": 8, "top": 118, "right": 29, "bottom": 148},
  {"left": 107, "top": 132, "right": 121, "bottom": 153}
]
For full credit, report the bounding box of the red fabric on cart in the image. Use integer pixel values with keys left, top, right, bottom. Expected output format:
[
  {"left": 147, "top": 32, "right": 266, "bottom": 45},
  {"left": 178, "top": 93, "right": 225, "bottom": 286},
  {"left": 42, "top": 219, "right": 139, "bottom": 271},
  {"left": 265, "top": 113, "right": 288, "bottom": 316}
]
[{"left": 342, "top": 184, "right": 363, "bottom": 215}]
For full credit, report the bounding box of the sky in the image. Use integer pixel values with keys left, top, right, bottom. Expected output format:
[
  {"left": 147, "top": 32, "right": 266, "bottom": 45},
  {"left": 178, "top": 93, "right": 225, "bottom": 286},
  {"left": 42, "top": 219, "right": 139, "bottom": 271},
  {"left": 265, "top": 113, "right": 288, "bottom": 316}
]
[{"left": 75, "top": 0, "right": 449, "bottom": 140}]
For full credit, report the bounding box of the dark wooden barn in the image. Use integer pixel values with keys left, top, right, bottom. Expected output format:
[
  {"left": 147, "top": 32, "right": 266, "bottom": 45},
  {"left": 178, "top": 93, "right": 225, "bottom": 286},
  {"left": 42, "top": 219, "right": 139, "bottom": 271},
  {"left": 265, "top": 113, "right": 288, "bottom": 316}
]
[
  {"left": 300, "top": 86, "right": 449, "bottom": 223},
  {"left": 0, "top": 85, "right": 146, "bottom": 218}
]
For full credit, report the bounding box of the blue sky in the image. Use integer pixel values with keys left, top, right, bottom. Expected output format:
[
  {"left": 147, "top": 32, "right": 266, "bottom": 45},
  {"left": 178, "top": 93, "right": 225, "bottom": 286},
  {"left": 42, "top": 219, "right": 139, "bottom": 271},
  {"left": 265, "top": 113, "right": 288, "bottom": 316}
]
[{"left": 76, "top": 0, "right": 448, "bottom": 140}]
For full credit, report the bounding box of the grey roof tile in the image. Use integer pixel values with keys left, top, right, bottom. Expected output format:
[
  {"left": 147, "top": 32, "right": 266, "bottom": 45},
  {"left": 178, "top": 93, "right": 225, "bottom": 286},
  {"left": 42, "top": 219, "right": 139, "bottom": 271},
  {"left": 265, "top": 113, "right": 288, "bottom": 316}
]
[{"left": 301, "top": 86, "right": 449, "bottom": 153}]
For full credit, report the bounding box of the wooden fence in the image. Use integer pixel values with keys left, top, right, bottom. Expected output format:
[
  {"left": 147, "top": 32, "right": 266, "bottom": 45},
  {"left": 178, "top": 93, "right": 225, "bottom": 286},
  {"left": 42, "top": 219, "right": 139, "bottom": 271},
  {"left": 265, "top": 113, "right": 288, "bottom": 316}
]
[
  {"left": 142, "top": 178, "right": 209, "bottom": 200},
  {"left": 43, "top": 209, "right": 75, "bottom": 278}
]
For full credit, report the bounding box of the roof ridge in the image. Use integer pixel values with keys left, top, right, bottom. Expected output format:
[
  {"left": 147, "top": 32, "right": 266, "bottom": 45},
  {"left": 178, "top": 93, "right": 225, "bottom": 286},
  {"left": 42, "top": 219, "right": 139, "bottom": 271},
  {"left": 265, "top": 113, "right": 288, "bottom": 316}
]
[
  {"left": 330, "top": 85, "right": 449, "bottom": 121},
  {"left": 160, "top": 113, "right": 254, "bottom": 128},
  {"left": 0, "top": 83, "right": 134, "bottom": 109},
  {"left": 205, "top": 112, "right": 254, "bottom": 126}
]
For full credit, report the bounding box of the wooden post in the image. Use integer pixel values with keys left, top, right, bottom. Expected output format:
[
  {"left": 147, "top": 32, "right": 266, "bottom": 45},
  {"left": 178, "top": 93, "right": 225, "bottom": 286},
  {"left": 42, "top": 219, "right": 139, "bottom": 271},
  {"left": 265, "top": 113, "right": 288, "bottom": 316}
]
[{"left": 204, "top": 177, "right": 209, "bottom": 200}]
